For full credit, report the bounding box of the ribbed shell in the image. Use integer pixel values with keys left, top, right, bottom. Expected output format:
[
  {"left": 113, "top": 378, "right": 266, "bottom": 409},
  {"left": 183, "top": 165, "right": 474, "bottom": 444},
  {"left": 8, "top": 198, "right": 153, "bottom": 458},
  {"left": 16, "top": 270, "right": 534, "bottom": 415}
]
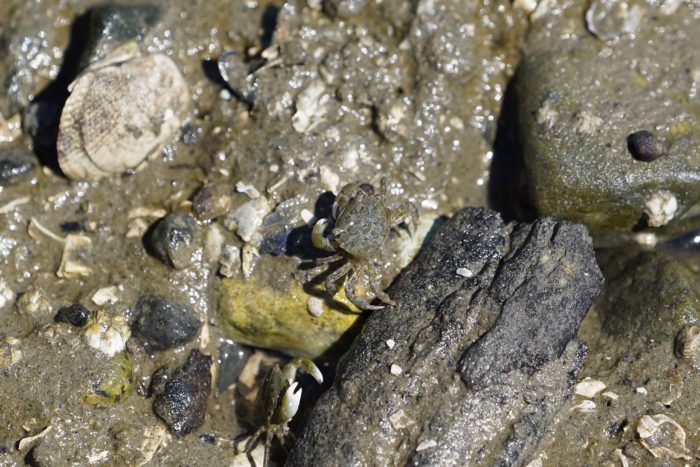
[{"left": 57, "top": 53, "right": 190, "bottom": 180}]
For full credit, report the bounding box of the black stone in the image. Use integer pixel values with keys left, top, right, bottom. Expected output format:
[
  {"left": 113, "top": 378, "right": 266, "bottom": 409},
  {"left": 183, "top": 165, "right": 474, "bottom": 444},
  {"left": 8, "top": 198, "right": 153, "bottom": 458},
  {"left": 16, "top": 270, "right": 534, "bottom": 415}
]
[
  {"left": 0, "top": 147, "right": 36, "bottom": 185},
  {"left": 627, "top": 130, "right": 666, "bottom": 162},
  {"left": 287, "top": 208, "right": 603, "bottom": 466},
  {"left": 54, "top": 303, "right": 90, "bottom": 327},
  {"left": 153, "top": 349, "right": 212, "bottom": 437},
  {"left": 131, "top": 296, "right": 201, "bottom": 352},
  {"left": 144, "top": 212, "right": 198, "bottom": 269}
]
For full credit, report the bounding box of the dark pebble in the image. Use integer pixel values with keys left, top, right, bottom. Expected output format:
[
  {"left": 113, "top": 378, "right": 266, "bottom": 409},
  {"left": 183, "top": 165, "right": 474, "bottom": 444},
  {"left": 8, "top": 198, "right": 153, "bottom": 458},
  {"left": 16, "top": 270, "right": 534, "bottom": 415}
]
[
  {"left": 0, "top": 147, "right": 36, "bottom": 185},
  {"left": 131, "top": 296, "right": 201, "bottom": 352},
  {"left": 199, "top": 433, "right": 216, "bottom": 444},
  {"left": 144, "top": 212, "right": 198, "bottom": 269},
  {"left": 82, "top": 5, "right": 162, "bottom": 68},
  {"left": 153, "top": 349, "right": 212, "bottom": 437},
  {"left": 627, "top": 130, "right": 666, "bottom": 162},
  {"left": 216, "top": 340, "right": 251, "bottom": 395},
  {"left": 54, "top": 304, "right": 90, "bottom": 327}
]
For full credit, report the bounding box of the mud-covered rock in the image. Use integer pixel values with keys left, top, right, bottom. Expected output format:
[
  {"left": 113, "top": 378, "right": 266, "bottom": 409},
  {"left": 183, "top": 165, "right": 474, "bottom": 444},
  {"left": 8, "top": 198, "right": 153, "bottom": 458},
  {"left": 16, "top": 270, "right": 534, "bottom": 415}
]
[
  {"left": 144, "top": 213, "right": 199, "bottom": 269},
  {"left": 0, "top": 146, "right": 36, "bottom": 185},
  {"left": 595, "top": 249, "right": 700, "bottom": 343},
  {"left": 518, "top": 6, "right": 700, "bottom": 244},
  {"left": 131, "top": 296, "right": 201, "bottom": 352},
  {"left": 288, "top": 208, "right": 603, "bottom": 466},
  {"left": 54, "top": 303, "right": 90, "bottom": 328},
  {"left": 153, "top": 349, "right": 212, "bottom": 437}
]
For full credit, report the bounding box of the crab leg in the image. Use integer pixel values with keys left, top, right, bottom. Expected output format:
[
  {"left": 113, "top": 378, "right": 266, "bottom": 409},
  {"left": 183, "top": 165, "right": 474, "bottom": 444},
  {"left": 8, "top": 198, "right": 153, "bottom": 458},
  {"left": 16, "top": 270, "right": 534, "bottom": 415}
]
[
  {"left": 345, "top": 267, "right": 384, "bottom": 310},
  {"left": 324, "top": 262, "right": 352, "bottom": 295},
  {"left": 367, "top": 262, "right": 396, "bottom": 306},
  {"left": 313, "top": 253, "right": 344, "bottom": 265}
]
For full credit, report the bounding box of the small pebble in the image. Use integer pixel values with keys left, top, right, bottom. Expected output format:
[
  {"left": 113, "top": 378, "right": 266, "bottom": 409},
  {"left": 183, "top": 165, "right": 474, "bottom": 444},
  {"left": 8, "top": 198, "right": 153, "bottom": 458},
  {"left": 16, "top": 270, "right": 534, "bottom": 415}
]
[
  {"left": 54, "top": 303, "right": 90, "bottom": 327},
  {"left": 602, "top": 391, "right": 619, "bottom": 401},
  {"left": 627, "top": 130, "right": 666, "bottom": 162},
  {"left": 216, "top": 340, "right": 251, "bottom": 395},
  {"left": 388, "top": 409, "right": 414, "bottom": 429},
  {"left": 144, "top": 213, "right": 199, "bottom": 269},
  {"left": 386, "top": 339, "right": 395, "bottom": 349},
  {"left": 636, "top": 387, "right": 648, "bottom": 395},
  {"left": 415, "top": 439, "right": 438, "bottom": 452},
  {"left": 307, "top": 296, "right": 326, "bottom": 317},
  {"left": 390, "top": 364, "right": 403, "bottom": 375}
]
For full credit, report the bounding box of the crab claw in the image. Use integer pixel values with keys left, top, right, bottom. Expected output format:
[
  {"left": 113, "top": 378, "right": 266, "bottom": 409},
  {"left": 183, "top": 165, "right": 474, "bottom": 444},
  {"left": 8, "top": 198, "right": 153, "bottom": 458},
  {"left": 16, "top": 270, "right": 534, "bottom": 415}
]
[
  {"left": 282, "top": 358, "right": 324, "bottom": 385},
  {"left": 277, "top": 382, "right": 302, "bottom": 423},
  {"left": 312, "top": 218, "right": 335, "bottom": 252}
]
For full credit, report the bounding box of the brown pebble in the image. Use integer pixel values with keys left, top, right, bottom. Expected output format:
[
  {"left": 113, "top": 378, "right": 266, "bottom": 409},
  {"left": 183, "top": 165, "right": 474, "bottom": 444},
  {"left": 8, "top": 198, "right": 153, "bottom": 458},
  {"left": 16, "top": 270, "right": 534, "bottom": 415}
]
[{"left": 627, "top": 131, "right": 666, "bottom": 162}]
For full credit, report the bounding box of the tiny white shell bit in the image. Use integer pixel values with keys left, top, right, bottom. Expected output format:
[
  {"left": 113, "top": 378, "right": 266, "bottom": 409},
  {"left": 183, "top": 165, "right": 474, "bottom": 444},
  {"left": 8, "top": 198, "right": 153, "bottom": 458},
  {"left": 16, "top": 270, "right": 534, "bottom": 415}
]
[{"left": 57, "top": 44, "right": 190, "bottom": 180}]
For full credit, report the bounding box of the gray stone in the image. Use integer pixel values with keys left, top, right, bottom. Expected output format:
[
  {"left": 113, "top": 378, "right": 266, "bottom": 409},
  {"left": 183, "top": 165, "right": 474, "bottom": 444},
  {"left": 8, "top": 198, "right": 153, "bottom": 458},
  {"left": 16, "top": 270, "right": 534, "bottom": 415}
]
[
  {"left": 287, "top": 207, "right": 603, "bottom": 466},
  {"left": 0, "top": 146, "right": 36, "bottom": 185},
  {"left": 145, "top": 213, "right": 199, "bottom": 269},
  {"left": 131, "top": 296, "right": 201, "bottom": 352},
  {"left": 517, "top": 9, "right": 700, "bottom": 244}
]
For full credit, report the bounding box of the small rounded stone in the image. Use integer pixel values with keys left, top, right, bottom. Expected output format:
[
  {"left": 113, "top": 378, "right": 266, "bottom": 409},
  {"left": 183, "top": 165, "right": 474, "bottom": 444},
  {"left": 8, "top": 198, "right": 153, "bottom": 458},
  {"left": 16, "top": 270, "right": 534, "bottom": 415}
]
[
  {"left": 144, "top": 213, "right": 198, "bottom": 269},
  {"left": 54, "top": 303, "right": 91, "bottom": 327},
  {"left": 131, "top": 296, "right": 201, "bottom": 351},
  {"left": 627, "top": 130, "right": 666, "bottom": 162}
]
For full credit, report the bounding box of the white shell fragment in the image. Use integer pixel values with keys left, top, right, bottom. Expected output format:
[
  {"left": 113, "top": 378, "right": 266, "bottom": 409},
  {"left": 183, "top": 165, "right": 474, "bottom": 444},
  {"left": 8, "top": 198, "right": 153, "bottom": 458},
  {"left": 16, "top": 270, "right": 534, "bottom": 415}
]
[
  {"left": 415, "top": 439, "right": 438, "bottom": 452},
  {"left": 91, "top": 285, "right": 119, "bottom": 305},
  {"left": 292, "top": 79, "right": 328, "bottom": 133},
  {"left": 57, "top": 234, "right": 93, "bottom": 278},
  {"left": 574, "top": 377, "right": 607, "bottom": 398},
  {"left": 390, "top": 364, "right": 403, "bottom": 375},
  {"left": 57, "top": 44, "right": 190, "bottom": 180},
  {"left": 84, "top": 311, "right": 131, "bottom": 357},
  {"left": 388, "top": 409, "right": 414, "bottom": 429},
  {"left": 0, "top": 280, "right": 15, "bottom": 309},
  {"left": 456, "top": 267, "right": 474, "bottom": 278},
  {"left": 644, "top": 191, "right": 677, "bottom": 227},
  {"left": 637, "top": 414, "right": 692, "bottom": 460},
  {"left": 569, "top": 400, "right": 597, "bottom": 413},
  {"left": 307, "top": 296, "right": 326, "bottom": 317},
  {"left": 386, "top": 339, "right": 396, "bottom": 349}
]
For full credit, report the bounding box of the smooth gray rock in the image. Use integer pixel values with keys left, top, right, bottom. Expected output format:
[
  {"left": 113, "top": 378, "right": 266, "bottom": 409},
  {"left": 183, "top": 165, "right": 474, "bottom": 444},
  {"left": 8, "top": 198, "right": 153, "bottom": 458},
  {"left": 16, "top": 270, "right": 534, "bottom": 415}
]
[{"left": 287, "top": 207, "right": 603, "bottom": 466}]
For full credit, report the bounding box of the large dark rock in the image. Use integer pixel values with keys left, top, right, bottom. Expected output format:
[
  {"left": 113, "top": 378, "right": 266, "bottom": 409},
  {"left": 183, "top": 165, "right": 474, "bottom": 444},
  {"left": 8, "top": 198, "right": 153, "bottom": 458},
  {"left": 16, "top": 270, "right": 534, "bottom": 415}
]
[
  {"left": 153, "top": 349, "right": 212, "bottom": 437},
  {"left": 287, "top": 207, "right": 603, "bottom": 466}
]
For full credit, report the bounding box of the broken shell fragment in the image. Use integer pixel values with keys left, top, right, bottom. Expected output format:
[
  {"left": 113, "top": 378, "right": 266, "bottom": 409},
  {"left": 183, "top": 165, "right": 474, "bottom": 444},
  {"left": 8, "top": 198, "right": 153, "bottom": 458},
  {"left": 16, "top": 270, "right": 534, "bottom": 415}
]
[
  {"left": 637, "top": 414, "right": 691, "bottom": 460},
  {"left": 57, "top": 44, "right": 190, "bottom": 180}
]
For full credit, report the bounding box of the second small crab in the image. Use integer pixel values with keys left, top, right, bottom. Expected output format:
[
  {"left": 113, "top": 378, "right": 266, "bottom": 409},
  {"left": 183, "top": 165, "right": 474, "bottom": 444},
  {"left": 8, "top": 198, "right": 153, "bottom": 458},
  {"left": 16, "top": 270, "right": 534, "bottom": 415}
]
[{"left": 311, "top": 180, "right": 417, "bottom": 310}]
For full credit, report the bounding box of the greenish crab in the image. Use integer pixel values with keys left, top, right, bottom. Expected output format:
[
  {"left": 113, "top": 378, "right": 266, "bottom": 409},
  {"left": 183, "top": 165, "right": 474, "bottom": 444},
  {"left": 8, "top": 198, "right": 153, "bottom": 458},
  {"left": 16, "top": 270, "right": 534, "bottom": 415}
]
[
  {"left": 243, "top": 358, "right": 323, "bottom": 466},
  {"left": 311, "top": 180, "right": 417, "bottom": 310}
]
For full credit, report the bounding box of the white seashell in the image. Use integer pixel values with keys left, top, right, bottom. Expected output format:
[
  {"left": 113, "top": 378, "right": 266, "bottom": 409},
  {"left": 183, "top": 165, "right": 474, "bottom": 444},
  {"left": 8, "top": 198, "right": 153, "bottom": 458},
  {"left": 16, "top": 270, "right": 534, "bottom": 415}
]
[{"left": 57, "top": 43, "right": 190, "bottom": 180}]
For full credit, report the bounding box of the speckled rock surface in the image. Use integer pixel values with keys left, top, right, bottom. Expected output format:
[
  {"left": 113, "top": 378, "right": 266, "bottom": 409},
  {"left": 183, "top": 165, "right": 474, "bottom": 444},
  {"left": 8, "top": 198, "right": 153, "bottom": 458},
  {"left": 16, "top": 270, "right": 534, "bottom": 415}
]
[
  {"left": 518, "top": 2, "right": 700, "bottom": 244},
  {"left": 287, "top": 207, "right": 603, "bottom": 466}
]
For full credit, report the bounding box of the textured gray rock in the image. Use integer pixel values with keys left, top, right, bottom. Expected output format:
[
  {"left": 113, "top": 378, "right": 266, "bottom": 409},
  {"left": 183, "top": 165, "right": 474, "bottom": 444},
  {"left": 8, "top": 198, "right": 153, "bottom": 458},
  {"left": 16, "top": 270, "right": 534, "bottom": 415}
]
[{"left": 287, "top": 207, "right": 603, "bottom": 466}]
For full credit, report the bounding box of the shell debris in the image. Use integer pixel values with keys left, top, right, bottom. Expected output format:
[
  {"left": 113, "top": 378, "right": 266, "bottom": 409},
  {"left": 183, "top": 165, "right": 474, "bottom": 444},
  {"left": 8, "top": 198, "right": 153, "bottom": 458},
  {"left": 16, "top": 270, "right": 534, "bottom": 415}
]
[
  {"left": 574, "top": 377, "right": 606, "bottom": 398},
  {"left": 390, "top": 364, "right": 403, "bottom": 375},
  {"left": 92, "top": 286, "right": 120, "bottom": 306},
  {"left": 637, "top": 414, "right": 692, "bottom": 460},
  {"left": 415, "top": 439, "right": 438, "bottom": 452},
  {"left": 388, "top": 409, "right": 414, "bottom": 430}
]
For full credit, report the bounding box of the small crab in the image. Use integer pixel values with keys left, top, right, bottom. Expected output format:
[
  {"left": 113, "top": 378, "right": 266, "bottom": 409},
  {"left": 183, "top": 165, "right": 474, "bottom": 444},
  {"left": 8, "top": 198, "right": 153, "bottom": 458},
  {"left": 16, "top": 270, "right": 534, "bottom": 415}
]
[
  {"left": 311, "top": 179, "right": 417, "bottom": 310},
  {"left": 243, "top": 358, "right": 323, "bottom": 467}
]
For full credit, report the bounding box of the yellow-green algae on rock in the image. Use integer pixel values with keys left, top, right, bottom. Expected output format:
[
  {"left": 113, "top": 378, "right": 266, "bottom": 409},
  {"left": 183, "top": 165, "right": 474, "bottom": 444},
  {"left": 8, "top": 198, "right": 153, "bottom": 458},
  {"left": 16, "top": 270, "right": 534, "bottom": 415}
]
[
  {"left": 217, "top": 277, "right": 364, "bottom": 359},
  {"left": 83, "top": 352, "right": 135, "bottom": 405}
]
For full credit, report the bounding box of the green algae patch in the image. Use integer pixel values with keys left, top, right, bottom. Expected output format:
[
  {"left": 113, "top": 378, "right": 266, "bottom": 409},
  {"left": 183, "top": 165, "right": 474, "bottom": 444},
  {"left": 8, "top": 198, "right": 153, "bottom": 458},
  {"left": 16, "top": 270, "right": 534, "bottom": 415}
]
[
  {"left": 218, "top": 277, "right": 364, "bottom": 360},
  {"left": 83, "top": 352, "right": 135, "bottom": 405}
]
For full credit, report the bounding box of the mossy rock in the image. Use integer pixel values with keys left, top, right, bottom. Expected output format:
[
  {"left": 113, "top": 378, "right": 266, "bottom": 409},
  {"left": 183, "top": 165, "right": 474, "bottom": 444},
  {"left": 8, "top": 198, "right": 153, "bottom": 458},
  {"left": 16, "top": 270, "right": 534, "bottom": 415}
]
[
  {"left": 218, "top": 277, "right": 364, "bottom": 360},
  {"left": 83, "top": 352, "right": 135, "bottom": 405}
]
